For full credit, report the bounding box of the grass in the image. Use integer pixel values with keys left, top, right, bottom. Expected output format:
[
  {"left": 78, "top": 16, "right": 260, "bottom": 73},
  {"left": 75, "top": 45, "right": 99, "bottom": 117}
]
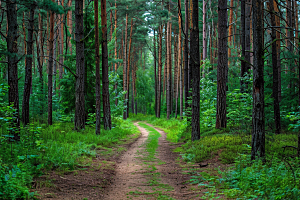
[{"left": 0, "top": 117, "right": 139, "bottom": 199}]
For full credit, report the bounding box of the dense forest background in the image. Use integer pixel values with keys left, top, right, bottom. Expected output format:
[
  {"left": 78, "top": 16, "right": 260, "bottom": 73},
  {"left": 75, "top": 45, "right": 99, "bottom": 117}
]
[{"left": 1, "top": 0, "right": 300, "bottom": 199}]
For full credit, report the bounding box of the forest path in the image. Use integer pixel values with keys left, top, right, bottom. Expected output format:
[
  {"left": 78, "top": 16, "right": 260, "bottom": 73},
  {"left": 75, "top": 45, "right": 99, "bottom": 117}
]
[{"left": 102, "top": 122, "right": 199, "bottom": 200}]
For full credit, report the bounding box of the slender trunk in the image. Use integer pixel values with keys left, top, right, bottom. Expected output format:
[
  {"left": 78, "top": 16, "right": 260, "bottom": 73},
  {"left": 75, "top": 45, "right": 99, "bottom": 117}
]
[
  {"left": 269, "top": 0, "right": 281, "bottom": 134},
  {"left": 190, "top": 0, "right": 200, "bottom": 140},
  {"left": 39, "top": 13, "right": 44, "bottom": 67},
  {"left": 241, "top": 0, "right": 246, "bottom": 92},
  {"left": 178, "top": 0, "right": 183, "bottom": 119},
  {"left": 101, "top": 0, "right": 112, "bottom": 130},
  {"left": 184, "top": 0, "right": 189, "bottom": 111},
  {"left": 127, "top": 18, "right": 134, "bottom": 118},
  {"left": 114, "top": 1, "right": 118, "bottom": 106},
  {"left": 203, "top": 0, "right": 207, "bottom": 60},
  {"left": 59, "top": 0, "right": 64, "bottom": 81},
  {"left": 48, "top": 2, "right": 55, "bottom": 126},
  {"left": 251, "top": 0, "right": 265, "bottom": 160},
  {"left": 75, "top": 0, "right": 85, "bottom": 130},
  {"left": 22, "top": 4, "right": 36, "bottom": 126},
  {"left": 174, "top": 34, "right": 178, "bottom": 118},
  {"left": 123, "top": 12, "right": 128, "bottom": 119},
  {"left": 154, "top": 30, "right": 157, "bottom": 117},
  {"left": 228, "top": 0, "right": 234, "bottom": 65},
  {"left": 166, "top": 20, "right": 171, "bottom": 119},
  {"left": 157, "top": 26, "right": 162, "bottom": 118},
  {"left": 67, "top": 0, "right": 72, "bottom": 54},
  {"left": 95, "top": 0, "right": 101, "bottom": 135},
  {"left": 216, "top": 0, "right": 228, "bottom": 129}
]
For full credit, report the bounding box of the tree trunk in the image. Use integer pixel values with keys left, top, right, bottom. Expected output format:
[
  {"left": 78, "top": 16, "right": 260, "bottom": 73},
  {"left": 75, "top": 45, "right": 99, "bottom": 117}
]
[
  {"left": 157, "top": 26, "right": 162, "bottom": 118},
  {"left": 127, "top": 18, "right": 134, "bottom": 118},
  {"left": 184, "top": 0, "right": 189, "bottom": 111},
  {"left": 59, "top": 0, "right": 64, "bottom": 81},
  {"left": 191, "top": 0, "right": 200, "bottom": 141},
  {"left": 114, "top": 0, "right": 118, "bottom": 106},
  {"left": 48, "top": 2, "right": 55, "bottom": 126},
  {"left": 251, "top": 0, "right": 265, "bottom": 160},
  {"left": 154, "top": 30, "right": 157, "bottom": 117},
  {"left": 178, "top": 0, "right": 183, "bottom": 119},
  {"left": 22, "top": 4, "right": 36, "bottom": 126},
  {"left": 228, "top": 0, "right": 234, "bottom": 65},
  {"left": 203, "top": 0, "right": 207, "bottom": 60},
  {"left": 75, "top": 0, "right": 85, "bottom": 130},
  {"left": 123, "top": 12, "right": 128, "bottom": 119},
  {"left": 269, "top": 0, "right": 281, "bottom": 135},
  {"left": 240, "top": 0, "right": 247, "bottom": 92},
  {"left": 94, "top": 0, "right": 101, "bottom": 135},
  {"left": 174, "top": 34, "right": 178, "bottom": 118},
  {"left": 216, "top": 0, "right": 228, "bottom": 129},
  {"left": 245, "top": 0, "right": 251, "bottom": 73},
  {"left": 101, "top": 0, "right": 112, "bottom": 130},
  {"left": 67, "top": 0, "right": 72, "bottom": 54}
]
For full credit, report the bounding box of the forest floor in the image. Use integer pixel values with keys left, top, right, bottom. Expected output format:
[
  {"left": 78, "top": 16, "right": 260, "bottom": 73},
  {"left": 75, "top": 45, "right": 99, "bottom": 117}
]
[{"left": 34, "top": 122, "right": 229, "bottom": 200}]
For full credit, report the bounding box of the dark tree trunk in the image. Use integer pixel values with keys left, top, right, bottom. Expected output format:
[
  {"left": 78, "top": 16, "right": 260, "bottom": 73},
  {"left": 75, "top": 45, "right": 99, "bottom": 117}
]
[
  {"left": 216, "top": 0, "right": 228, "bottom": 129},
  {"left": 101, "top": 0, "right": 112, "bottom": 130},
  {"left": 6, "top": 0, "right": 20, "bottom": 137},
  {"left": 94, "top": 0, "right": 101, "bottom": 135},
  {"left": 48, "top": 3, "right": 55, "bottom": 126},
  {"left": 123, "top": 13, "right": 128, "bottom": 120},
  {"left": 154, "top": 30, "right": 157, "bottom": 117},
  {"left": 184, "top": 0, "right": 189, "bottom": 111},
  {"left": 245, "top": 0, "right": 251, "bottom": 79},
  {"left": 251, "top": 0, "right": 265, "bottom": 160},
  {"left": 240, "top": 0, "right": 246, "bottom": 92},
  {"left": 75, "top": 0, "right": 85, "bottom": 130},
  {"left": 22, "top": 4, "right": 36, "bottom": 126},
  {"left": 191, "top": 0, "right": 200, "bottom": 141},
  {"left": 269, "top": 0, "right": 281, "bottom": 135}
]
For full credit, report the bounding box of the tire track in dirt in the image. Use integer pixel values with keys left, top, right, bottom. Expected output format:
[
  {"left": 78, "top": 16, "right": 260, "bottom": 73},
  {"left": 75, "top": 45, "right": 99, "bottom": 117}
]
[{"left": 103, "top": 122, "right": 199, "bottom": 200}]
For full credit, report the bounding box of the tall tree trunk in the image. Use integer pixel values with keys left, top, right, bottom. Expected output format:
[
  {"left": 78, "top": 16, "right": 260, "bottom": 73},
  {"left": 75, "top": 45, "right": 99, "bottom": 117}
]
[
  {"left": 269, "top": 0, "right": 281, "bottom": 135},
  {"left": 48, "top": 1, "right": 55, "bottom": 126},
  {"left": 178, "top": 0, "right": 183, "bottom": 119},
  {"left": 22, "top": 4, "right": 36, "bottom": 125},
  {"left": 174, "top": 34, "right": 178, "bottom": 118},
  {"left": 67, "top": 0, "right": 72, "bottom": 54},
  {"left": 216, "top": 0, "right": 228, "bottom": 129},
  {"left": 154, "top": 30, "right": 157, "bottom": 117},
  {"left": 123, "top": 12, "right": 128, "bottom": 119},
  {"left": 203, "top": 0, "right": 207, "bottom": 60},
  {"left": 241, "top": 0, "right": 246, "bottom": 92},
  {"left": 75, "top": 0, "right": 85, "bottom": 130},
  {"left": 101, "top": 0, "right": 112, "bottom": 130},
  {"left": 127, "top": 18, "right": 134, "bottom": 118},
  {"left": 184, "top": 0, "right": 189, "bottom": 111},
  {"left": 59, "top": 0, "right": 64, "bottom": 81},
  {"left": 95, "top": 0, "right": 101, "bottom": 135},
  {"left": 157, "top": 26, "right": 162, "bottom": 118},
  {"left": 38, "top": 13, "right": 44, "bottom": 67},
  {"left": 251, "top": 0, "right": 265, "bottom": 160},
  {"left": 114, "top": 0, "right": 118, "bottom": 106},
  {"left": 7, "top": 0, "right": 20, "bottom": 136},
  {"left": 190, "top": 0, "right": 200, "bottom": 141},
  {"left": 228, "top": 0, "right": 234, "bottom": 65}
]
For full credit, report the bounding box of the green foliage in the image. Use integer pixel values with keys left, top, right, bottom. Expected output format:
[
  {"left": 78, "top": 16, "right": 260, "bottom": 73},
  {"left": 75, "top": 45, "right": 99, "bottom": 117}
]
[{"left": 222, "top": 154, "right": 300, "bottom": 199}]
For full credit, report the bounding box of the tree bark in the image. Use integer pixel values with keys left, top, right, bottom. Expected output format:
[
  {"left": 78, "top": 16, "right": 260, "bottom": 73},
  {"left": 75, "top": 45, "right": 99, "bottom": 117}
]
[
  {"left": 154, "top": 30, "right": 157, "bottom": 117},
  {"left": 94, "top": 0, "right": 101, "bottom": 135},
  {"left": 203, "top": 0, "right": 207, "bottom": 60},
  {"left": 6, "top": 0, "right": 20, "bottom": 135},
  {"left": 269, "top": 0, "right": 281, "bottom": 135},
  {"left": 123, "top": 12, "right": 128, "bottom": 119},
  {"left": 191, "top": 0, "right": 200, "bottom": 141},
  {"left": 178, "top": 0, "right": 183, "bottom": 119},
  {"left": 101, "top": 0, "right": 112, "bottom": 130},
  {"left": 251, "top": 0, "right": 265, "bottom": 160},
  {"left": 22, "top": 3, "right": 36, "bottom": 126},
  {"left": 48, "top": 2, "right": 55, "bottom": 126},
  {"left": 157, "top": 26, "right": 162, "bottom": 118},
  {"left": 67, "top": 0, "right": 72, "bottom": 54},
  {"left": 228, "top": 0, "right": 234, "bottom": 65},
  {"left": 184, "top": 0, "right": 189, "bottom": 112},
  {"left": 216, "top": 0, "right": 228, "bottom": 129},
  {"left": 75, "top": 0, "right": 85, "bottom": 130},
  {"left": 127, "top": 18, "right": 134, "bottom": 118},
  {"left": 114, "top": 0, "right": 118, "bottom": 106}
]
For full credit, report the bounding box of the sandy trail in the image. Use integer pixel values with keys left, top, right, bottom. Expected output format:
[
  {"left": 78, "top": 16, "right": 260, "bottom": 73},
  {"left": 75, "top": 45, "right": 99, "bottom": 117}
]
[{"left": 103, "top": 122, "right": 197, "bottom": 200}]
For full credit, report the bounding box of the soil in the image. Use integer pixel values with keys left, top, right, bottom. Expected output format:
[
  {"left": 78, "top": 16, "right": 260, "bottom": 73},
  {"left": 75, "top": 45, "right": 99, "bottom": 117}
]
[{"left": 34, "top": 122, "right": 230, "bottom": 200}]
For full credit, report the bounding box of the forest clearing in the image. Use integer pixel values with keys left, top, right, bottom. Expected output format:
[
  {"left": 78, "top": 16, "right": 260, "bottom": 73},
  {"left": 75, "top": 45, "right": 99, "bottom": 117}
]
[{"left": 1, "top": 0, "right": 300, "bottom": 199}]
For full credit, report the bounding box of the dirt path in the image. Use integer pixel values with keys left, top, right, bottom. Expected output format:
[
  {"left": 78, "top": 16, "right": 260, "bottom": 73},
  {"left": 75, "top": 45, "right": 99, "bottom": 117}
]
[{"left": 103, "top": 122, "right": 198, "bottom": 200}]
